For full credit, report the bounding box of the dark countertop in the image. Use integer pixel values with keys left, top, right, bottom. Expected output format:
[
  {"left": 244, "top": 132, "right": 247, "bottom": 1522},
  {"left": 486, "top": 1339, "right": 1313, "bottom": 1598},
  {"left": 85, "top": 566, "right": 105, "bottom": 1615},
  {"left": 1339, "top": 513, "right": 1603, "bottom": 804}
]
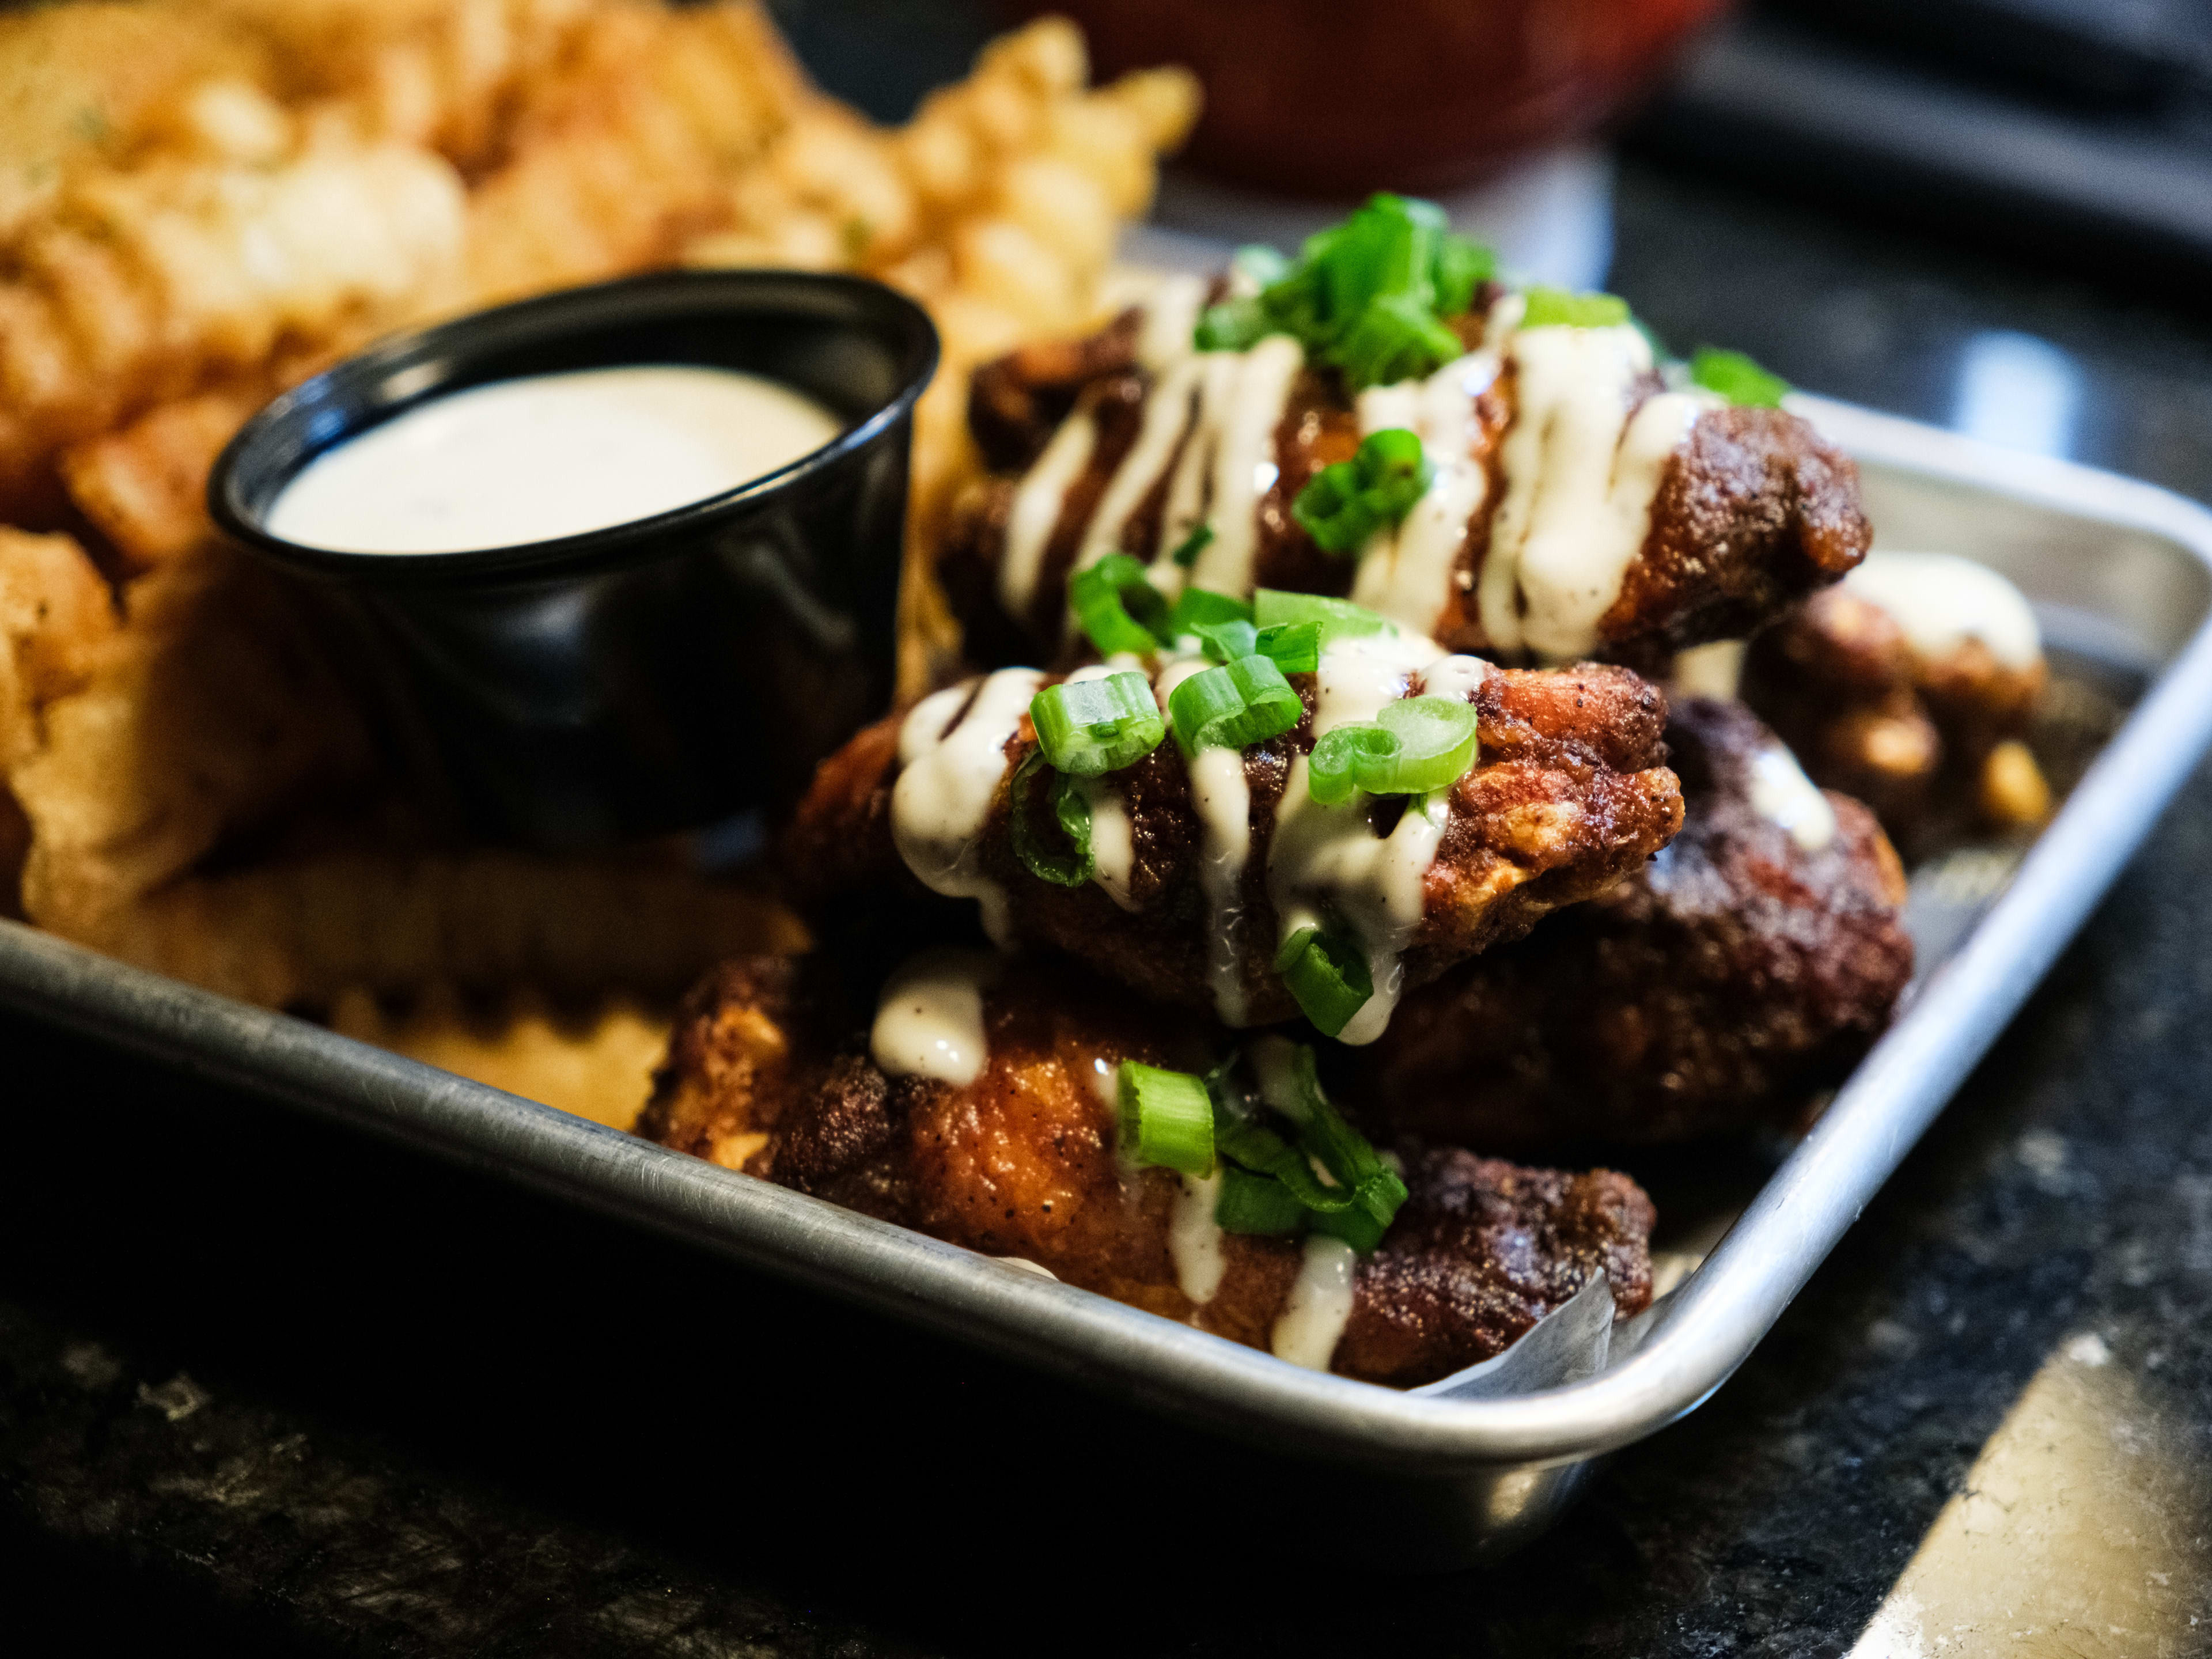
[{"left": 10, "top": 69, "right": 2212, "bottom": 1659}]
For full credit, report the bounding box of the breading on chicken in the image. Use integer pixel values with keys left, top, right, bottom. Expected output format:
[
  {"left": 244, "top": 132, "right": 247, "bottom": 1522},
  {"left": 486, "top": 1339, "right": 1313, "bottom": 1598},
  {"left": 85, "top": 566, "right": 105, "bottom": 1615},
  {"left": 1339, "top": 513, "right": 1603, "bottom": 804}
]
[
  {"left": 785, "top": 638, "right": 1683, "bottom": 1040},
  {"left": 1741, "top": 551, "right": 2050, "bottom": 847},
  {"left": 639, "top": 952, "right": 1654, "bottom": 1388},
  {"left": 1357, "top": 697, "right": 1914, "bottom": 1150},
  {"left": 934, "top": 292, "right": 1869, "bottom": 672}
]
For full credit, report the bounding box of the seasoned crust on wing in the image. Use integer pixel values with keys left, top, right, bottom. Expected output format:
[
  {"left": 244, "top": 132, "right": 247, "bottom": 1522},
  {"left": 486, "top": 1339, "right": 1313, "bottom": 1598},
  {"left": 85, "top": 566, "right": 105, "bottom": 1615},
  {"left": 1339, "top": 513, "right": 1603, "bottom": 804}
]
[
  {"left": 640, "top": 953, "right": 1655, "bottom": 1386},
  {"left": 944, "top": 320, "right": 1864, "bottom": 669},
  {"left": 1597, "top": 407, "right": 1872, "bottom": 671},
  {"left": 1344, "top": 1151, "right": 1656, "bottom": 1388},
  {"left": 1359, "top": 697, "right": 1913, "bottom": 1150},
  {"left": 1741, "top": 585, "right": 2046, "bottom": 844},
  {"left": 782, "top": 662, "right": 1684, "bottom": 1024}
]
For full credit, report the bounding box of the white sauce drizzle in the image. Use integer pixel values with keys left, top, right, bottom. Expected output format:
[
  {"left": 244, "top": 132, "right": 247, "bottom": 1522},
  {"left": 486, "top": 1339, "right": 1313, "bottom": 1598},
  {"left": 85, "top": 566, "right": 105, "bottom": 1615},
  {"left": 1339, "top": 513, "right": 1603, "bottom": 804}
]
[
  {"left": 1136, "top": 274, "right": 1207, "bottom": 371},
  {"left": 1080, "top": 775, "right": 1141, "bottom": 912},
  {"left": 1065, "top": 354, "right": 1203, "bottom": 597},
  {"left": 890, "top": 668, "right": 1043, "bottom": 946},
  {"left": 1350, "top": 351, "right": 1501, "bottom": 634},
  {"left": 1168, "top": 1168, "right": 1228, "bottom": 1305},
  {"left": 1747, "top": 744, "right": 1838, "bottom": 853},
  {"left": 1156, "top": 654, "right": 1256, "bottom": 1025},
  {"left": 869, "top": 948, "right": 1000, "bottom": 1085},
  {"left": 1267, "top": 632, "right": 1487, "bottom": 1047},
  {"left": 998, "top": 408, "right": 1097, "bottom": 620},
  {"left": 1479, "top": 321, "right": 1709, "bottom": 662},
  {"left": 1844, "top": 550, "right": 2041, "bottom": 670},
  {"left": 1272, "top": 1234, "right": 1359, "bottom": 1371},
  {"left": 1183, "top": 334, "right": 1305, "bottom": 600}
]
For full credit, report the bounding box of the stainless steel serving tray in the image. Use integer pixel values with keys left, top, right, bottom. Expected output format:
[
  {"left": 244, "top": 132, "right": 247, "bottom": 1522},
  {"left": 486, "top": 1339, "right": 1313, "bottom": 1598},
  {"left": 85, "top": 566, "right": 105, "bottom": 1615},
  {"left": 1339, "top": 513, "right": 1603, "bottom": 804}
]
[{"left": 6, "top": 397, "right": 2211, "bottom": 1569}]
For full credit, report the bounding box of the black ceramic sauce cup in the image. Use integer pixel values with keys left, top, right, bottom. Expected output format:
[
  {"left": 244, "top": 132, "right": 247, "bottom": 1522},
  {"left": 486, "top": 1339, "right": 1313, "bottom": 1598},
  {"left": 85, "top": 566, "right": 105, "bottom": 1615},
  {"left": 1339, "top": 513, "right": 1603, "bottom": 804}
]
[{"left": 210, "top": 269, "right": 938, "bottom": 850}]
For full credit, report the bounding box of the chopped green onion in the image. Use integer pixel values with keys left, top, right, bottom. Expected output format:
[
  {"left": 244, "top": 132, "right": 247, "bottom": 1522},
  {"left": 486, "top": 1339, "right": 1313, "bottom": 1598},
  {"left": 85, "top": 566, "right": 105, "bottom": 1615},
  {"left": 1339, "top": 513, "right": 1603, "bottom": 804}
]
[
  {"left": 1290, "top": 427, "right": 1434, "bottom": 556},
  {"left": 1029, "top": 672, "right": 1165, "bottom": 777},
  {"left": 1691, "top": 346, "right": 1790, "bottom": 409},
  {"left": 1117, "top": 1061, "right": 1215, "bottom": 1176},
  {"left": 1271, "top": 926, "right": 1373, "bottom": 1037},
  {"left": 1306, "top": 721, "right": 1400, "bottom": 806},
  {"left": 1069, "top": 554, "right": 1170, "bottom": 657},
  {"left": 1519, "top": 286, "right": 1633, "bottom": 330},
  {"left": 1253, "top": 589, "right": 1395, "bottom": 646},
  {"left": 1332, "top": 291, "right": 1465, "bottom": 391},
  {"left": 1008, "top": 749, "right": 1093, "bottom": 886},
  {"left": 1169, "top": 522, "right": 1214, "bottom": 569},
  {"left": 1192, "top": 617, "right": 1259, "bottom": 665},
  {"left": 1168, "top": 654, "right": 1303, "bottom": 757},
  {"left": 1433, "top": 233, "right": 1495, "bottom": 317},
  {"left": 1208, "top": 1040, "right": 1409, "bottom": 1248},
  {"left": 1253, "top": 620, "right": 1320, "bottom": 675},
  {"left": 1189, "top": 195, "right": 1496, "bottom": 389},
  {"left": 1194, "top": 296, "right": 1270, "bottom": 353},
  {"left": 1215, "top": 1165, "right": 1310, "bottom": 1234},
  {"left": 1306, "top": 696, "right": 1479, "bottom": 804},
  {"left": 1162, "top": 585, "right": 1252, "bottom": 642}
]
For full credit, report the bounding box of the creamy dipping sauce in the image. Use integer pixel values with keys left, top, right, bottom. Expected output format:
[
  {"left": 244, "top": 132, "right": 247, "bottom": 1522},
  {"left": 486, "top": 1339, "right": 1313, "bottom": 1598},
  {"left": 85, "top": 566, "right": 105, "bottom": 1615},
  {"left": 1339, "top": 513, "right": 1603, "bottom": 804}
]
[
  {"left": 1844, "top": 550, "right": 2042, "bottom": 670},
  {"left": 268, "top": 364, "right": 843, "bottom": 554}
]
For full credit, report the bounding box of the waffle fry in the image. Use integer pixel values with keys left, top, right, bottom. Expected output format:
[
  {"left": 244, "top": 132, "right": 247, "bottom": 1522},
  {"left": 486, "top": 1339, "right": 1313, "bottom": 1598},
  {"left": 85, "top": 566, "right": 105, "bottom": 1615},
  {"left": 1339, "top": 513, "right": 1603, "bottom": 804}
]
[
  {"left": 329, "top": 982, "right": 669, "bottom": 1131},
  {"left": 0, "top": 4, "right": 1195, "bottom": 1122}
]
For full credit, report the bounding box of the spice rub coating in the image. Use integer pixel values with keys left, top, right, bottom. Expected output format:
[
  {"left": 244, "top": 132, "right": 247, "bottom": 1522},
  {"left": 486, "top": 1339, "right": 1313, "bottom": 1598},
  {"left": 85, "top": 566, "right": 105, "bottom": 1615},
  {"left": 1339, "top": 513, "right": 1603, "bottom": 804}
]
[
  {"left": 1742, "top": 582, "right": 2048, "bottom": 847},
  {"left": 1358, "top": 698, "right": 1914, "bottom": 1150},
  {"left": 638, "top": 953, "right": 1654, "bottom": 1387},
  {"left": 938, "top": 313, "right": 1869, "bottom": 668},
  {"left": 783, "top": 659, "right": 1684, "bottom": 1027}
]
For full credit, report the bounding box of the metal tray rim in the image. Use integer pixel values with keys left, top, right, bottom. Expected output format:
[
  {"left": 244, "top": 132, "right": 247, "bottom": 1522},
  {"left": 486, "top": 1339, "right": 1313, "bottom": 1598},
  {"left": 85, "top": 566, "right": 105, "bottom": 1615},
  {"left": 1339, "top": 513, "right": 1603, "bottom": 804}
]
[{"left": 6, "top": 396, "right": 2211, "bottom": 1478}]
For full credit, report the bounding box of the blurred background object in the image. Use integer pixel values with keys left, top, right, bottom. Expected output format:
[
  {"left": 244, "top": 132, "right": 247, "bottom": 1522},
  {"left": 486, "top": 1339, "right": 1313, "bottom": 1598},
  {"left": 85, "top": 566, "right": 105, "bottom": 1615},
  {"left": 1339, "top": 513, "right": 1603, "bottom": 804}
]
[
  {"left": 1630, "top": 0, "right": 2212, "bottom": 286},
  {"left": 1000, "top": 0, "right": 1731, "bottom": 194}
]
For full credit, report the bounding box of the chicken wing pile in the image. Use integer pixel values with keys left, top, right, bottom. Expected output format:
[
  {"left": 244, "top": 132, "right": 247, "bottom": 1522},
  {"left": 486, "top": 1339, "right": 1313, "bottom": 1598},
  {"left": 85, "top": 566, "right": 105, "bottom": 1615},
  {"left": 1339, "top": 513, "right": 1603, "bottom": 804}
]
[{"left": 642, "top": 200, "right": 2022, "bottom": 1385}]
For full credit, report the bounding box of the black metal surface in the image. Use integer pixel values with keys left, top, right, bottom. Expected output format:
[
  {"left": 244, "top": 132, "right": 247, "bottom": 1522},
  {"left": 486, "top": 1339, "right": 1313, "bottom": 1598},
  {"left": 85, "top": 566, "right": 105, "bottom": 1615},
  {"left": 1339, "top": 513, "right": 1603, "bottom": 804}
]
[{"left": 211, "top": 271, "right": 937, "bottom": 848}]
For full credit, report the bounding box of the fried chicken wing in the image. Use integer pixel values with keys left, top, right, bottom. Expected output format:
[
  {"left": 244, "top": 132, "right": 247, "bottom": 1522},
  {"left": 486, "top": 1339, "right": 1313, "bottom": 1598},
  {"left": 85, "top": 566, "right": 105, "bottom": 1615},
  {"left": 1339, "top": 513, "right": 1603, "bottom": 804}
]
[
  {"left": 1358, "top": 697, "right": 1913, "bottom": 1150},
  {"left": 639, "top": 952, "right": 1654, "bottom": 1387},
  {"left": 786, "top": 640, "right": 1683, "bottom": 1041},
  {"left": 936, "top": 290, "right": 1868, "bottom": 671},
  {"left": 1741, "top": 551, "right": 2049, "bottom": 847}
]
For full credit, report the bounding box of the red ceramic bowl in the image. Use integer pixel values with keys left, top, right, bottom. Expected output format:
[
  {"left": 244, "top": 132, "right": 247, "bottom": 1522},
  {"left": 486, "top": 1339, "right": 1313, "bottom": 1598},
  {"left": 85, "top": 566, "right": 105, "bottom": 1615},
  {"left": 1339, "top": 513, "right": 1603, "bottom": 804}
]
[{"left": 1014, "top": 0, "right": 1731, "bottom": 195}]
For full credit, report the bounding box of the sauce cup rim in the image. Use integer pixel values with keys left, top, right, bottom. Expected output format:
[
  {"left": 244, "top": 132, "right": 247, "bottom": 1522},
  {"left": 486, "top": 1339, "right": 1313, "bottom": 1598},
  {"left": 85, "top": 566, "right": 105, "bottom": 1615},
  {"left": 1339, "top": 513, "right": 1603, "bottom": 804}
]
[{"left": 208, "top": 267, "right": 940, "bottom": 587}]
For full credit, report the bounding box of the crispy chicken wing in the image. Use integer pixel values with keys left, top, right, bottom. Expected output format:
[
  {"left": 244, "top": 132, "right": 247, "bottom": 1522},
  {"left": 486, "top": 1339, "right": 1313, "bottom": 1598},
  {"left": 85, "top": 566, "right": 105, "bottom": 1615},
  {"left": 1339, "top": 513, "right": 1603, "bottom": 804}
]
[
  {"left": 785, "top": 642, "right": 1683, "bottom": 1040},
  {"left": 639, "top": 952, "right": 1654, "bottom": 1388},
  {"left": 1357, "top": 698, "right": 1913, "bottom": 1149},
  {"left": 1741, "top": 551, "right": 2048, "bottom": 847},
  {"left": 937, "top": 294, "right": 1868, "bottom": 670}
]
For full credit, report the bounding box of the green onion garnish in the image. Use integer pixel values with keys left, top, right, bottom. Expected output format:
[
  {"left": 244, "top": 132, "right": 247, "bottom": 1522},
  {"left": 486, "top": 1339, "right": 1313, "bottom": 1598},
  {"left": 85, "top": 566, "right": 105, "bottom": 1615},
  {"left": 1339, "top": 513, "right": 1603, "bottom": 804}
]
[
  {"left": 1169, "top": 522, "right": 1215, "bottom": 569},
  {"left": 1191, "top": 617, "right": 1259, "bottom": 664},
  {"left": 1207, "top": 1041, "right": 1410, "bottom": 1248},
  {"left": 1029, "top": 672, "right": 1165, "bottom": 777},
  {"left": 1162, "top": 585, "right": 1252, "bottom": 643},
  {"left": 1306, "top": 695, "right": 1479, "bottom": 805},
  {"left": 1253, "top": 620, "right": 1321, "bottom": 675},
  {"left": 1215, "top": 1165, "right": 1310, "bottom": 1234},
  {"left": 1271, "top": 926, "right": 1374, "bottom": 1037},
  {"left": 1069, "top": 553, "right": 1171, "bottom": 657},
  {"left": 1117, "top": 1061, "right": 1215, "bottom": 1176},
  {"left": 1191, "top": 194, "right": 1495, "bottom": 391},
  {"left": 1291, "top": 427, "right": 1434, "bottom": 555},
  {"left": 1194, "top": 296, "right": 1270, "bottom": 353},
  {"left": 1253, "top": 589, "right": 1395, "bottom": 646},
  {"left": 1168, "top": 654, "right": 1303, "bottom": 757},
  {"left": 1690, "top": 346, "right": 1790, "bottom": 409},
  {"left": 1008, "top": 749, "right": 1093, "bottom": 886},
  {"left": 1519, "top": 286, "right": 1634, "bottom": 330}
]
